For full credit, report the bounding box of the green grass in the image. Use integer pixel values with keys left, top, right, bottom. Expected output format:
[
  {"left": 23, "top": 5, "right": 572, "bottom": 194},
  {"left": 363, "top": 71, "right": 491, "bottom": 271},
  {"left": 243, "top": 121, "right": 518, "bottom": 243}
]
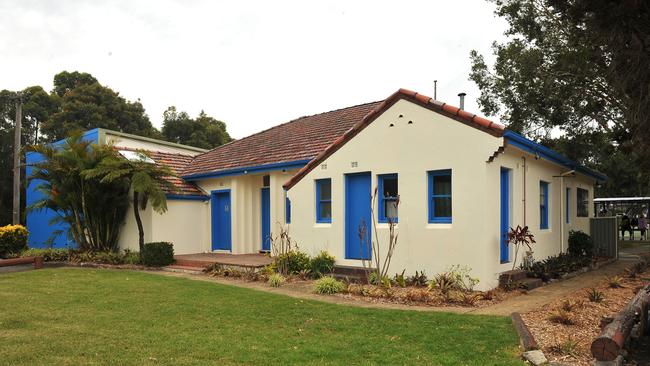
[{"left": 0, "top": 268, "right": 522, "bottom": 365}]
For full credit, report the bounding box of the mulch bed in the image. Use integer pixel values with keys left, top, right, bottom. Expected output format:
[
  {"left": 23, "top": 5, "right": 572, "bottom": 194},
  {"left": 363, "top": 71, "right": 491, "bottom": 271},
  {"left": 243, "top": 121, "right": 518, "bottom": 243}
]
[{"left": 521, "top": 267, "right": 650, "bottom": 365}]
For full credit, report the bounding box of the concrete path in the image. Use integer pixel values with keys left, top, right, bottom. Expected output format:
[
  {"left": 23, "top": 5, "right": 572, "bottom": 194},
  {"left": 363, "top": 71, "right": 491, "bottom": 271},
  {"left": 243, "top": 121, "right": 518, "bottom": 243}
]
[{"left": 470, "top": 258, "right": 638, "bottom": 316}]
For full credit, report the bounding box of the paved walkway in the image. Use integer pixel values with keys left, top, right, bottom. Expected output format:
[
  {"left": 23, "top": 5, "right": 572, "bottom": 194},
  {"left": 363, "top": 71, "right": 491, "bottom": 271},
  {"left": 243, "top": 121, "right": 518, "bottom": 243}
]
[{"left": 470, "top": 258, "right": 638, "bottom": 316}]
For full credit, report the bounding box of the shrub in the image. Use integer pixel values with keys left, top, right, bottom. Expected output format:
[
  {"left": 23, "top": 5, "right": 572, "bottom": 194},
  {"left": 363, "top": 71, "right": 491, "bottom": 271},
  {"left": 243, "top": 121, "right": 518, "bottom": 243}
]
[
  {"left": 548, "top": 310, "right": 576, "bottom": 325},
  {"left": 607, "top": 275, "right": 623, "bottom": 288},
  {"left": 568, "top": 230, "right": 594, "bottom": 258},
  {"left": 550, "top": 337, "right": 579, "bottom": 356},
  {"left": 309, "top": 251, "right": 335, "bottom": 278},
  {"left": 274, "top": 250, "right": 310, "bottom": 275},
  {"left": 587, "top": 288, "right": 605, "bottom": 302},
  {"left": 21, "top": 248, "right": 71, "bottom": 261},
  {"left": 561, "top": 299, "right": 583, "bottom": 312},
  {"left": 392, "top": 270, "right": 406, "bottom": 287},
  {"left": 0, "top": 225, "right": 28, "bottom": 258},
  {"left": 481, "top": 289, "right": 499, "bottom": 301},
  {"left": 525, "top": 252, "right": 592, "bottom": 281},
  {"left": 313, "top": 276, "right": 345, "bottom": 294},
  {"left": 141, "top": 242, "right": 174, "bottom": 266},
  {"left": 459, "top": 292, "right": 480, "bottom": 306},
  {"left": 123, "top": 250, "right": 142, "bottom": 265},
  {"left": 268, "top": 273, "right": 286, "bottom": 287},
  {"left": 406, "top": 270, "right": 428, "bottom": 287},
  {"left": 429, "top": 272, "right": 458, "bottom": 293},
  {"left": 625, "top": 261, "right": 648, "bottom": 278}
]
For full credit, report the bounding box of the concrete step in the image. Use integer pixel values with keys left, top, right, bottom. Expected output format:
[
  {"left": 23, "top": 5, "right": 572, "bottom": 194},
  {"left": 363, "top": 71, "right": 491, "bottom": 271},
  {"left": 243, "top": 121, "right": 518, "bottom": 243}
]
[
  {"left": 332, "top": 265, "right": 374, "bottom": 283},
  {"left": 499, "top": 269, "right": 528, "bottom": 285},
  {"left": 520, "top": 277, "right": 544, "bottom": 290},
  {"left": 173, "top": 258, "right": 213, "bottom": 269},
  {"left": 163, "top": 265, "right": 205, "bottom": 275}
]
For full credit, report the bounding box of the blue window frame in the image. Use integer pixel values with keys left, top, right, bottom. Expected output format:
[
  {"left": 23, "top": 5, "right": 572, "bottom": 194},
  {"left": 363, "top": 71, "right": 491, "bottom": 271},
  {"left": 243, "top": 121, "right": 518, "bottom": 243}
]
[
  {"left": 378, "top": 174, "right": 399, "bottom": 223},
  {"left": 540, "top": 181, "right": 549, "bottom": 229},
  {"left": 428, "top": 170, "right": 452, "bottom": 223},
  {"left": 316, "top": 179, "right": 332, "bottom": 223},
  {"left": 285, "top": 196, "right": 291, "bottom": 224},
  {"left": 565, "top": 187, "right": 570, "bottom": 224}
]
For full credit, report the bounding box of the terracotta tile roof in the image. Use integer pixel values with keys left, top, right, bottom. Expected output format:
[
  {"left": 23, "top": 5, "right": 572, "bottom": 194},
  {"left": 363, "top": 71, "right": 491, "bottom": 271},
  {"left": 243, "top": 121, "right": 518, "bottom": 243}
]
[
  {"left": 146, "top": 150, "right": 207, "bottom": 197},
  {"left": 283, "top": 88, "right": 504, "bottom": 189},
  {"left": 181, "top": 101, "right": 384, "bottom": 178}
]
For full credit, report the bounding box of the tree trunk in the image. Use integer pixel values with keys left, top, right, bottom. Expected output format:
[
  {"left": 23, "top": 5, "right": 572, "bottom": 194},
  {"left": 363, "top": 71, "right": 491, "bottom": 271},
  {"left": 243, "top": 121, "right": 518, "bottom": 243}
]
[
  {"left": 133, "top": 191, "right": 145, "bottom": 252},
  {"left": 591, "top": 284, "right": 650, "bottom": 361}
]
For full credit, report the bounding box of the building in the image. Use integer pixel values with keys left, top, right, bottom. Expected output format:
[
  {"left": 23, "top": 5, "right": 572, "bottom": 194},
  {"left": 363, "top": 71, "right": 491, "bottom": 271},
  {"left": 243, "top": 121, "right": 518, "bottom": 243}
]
[{"left": 26, "top": 89, "right": 605, "bottom": 289}]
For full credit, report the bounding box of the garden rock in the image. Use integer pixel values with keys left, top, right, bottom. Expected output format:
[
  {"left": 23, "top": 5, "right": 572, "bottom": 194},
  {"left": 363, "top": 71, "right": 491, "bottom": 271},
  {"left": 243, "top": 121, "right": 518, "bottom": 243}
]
[{"left": 523, "top": 350, "right": 548, "bottom": 365}]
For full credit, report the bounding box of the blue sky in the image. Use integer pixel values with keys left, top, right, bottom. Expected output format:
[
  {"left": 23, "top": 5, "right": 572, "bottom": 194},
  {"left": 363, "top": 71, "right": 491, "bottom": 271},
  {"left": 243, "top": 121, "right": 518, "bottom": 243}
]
[{"left": 1, "top": 0, "right": 507, "bottom": 138}]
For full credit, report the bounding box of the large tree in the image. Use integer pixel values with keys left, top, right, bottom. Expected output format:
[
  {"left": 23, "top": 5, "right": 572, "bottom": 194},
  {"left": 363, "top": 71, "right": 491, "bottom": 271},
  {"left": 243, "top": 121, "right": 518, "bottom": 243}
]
[
  {"left": 162, "top": 106, "right": 232, "bottom": 149},
  {"left": 470, "top": 0, "right": 649, "bottom": 196},
  {"left": 42, "top": 76, "right": 161, "bottom": 141}
]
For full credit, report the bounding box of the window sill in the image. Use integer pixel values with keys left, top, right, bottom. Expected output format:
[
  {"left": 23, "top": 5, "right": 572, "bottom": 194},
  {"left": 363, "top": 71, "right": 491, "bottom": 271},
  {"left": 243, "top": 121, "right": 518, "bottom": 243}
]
[
  {"left": 376, "top": 223, "right": 398, "bottom": 229},
  {"left": 426, "top": 223, "right": 452, "bottom": 229},
  {"left": 314, "top": 223, "right": 332, "bottom": 229}
]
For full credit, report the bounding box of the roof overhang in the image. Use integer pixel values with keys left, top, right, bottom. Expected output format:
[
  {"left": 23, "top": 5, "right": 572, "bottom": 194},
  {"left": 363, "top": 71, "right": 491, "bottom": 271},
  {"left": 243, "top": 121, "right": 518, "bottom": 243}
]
[
  {"left": 503, "top": 130, "right": 607, "bottom": 183},
  {"left": 182, "top": 159, "right": 311, "bottom": 181}
]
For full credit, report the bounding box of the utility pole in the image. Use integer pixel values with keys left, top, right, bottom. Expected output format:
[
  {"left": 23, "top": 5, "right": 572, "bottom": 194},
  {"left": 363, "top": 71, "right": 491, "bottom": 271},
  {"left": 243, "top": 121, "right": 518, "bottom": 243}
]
[{"left": 12, "top": 92, "right": 23, "bottom": 225}]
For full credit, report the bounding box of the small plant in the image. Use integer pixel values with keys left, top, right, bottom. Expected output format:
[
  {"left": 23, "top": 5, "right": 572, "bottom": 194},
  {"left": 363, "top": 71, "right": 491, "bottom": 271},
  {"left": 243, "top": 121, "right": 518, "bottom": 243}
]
[
  {"left": 268, "top": 273, "right": 286, "bottom": 287},
  {"left": 346, "top": 283, "right": 365, "bottom": 296},
  {"left": 392, "top": 270, "right": 406, "bottom": 287},
  {"left": 273, "top": 250, "right": 311, "bottom": 275},
  {"left": 406, "top": 270, "right": 428, "bottom": 287},
  {"left": 206, "top": 263, "right": 225, "bottom": 276},
  {"left": 625, "top": 261, "right": 648, "bottom": 278},
  {"left": 481, "top": 289, "right": 499, "bottom": 301},
  {"left": 550, "top": 337, "right": 579, "bottom": 357},
  {"left": 123, "top": 249, "right": 141, "bottom": 265},
  {"left": 313, "top": 276, "right": 346, "bottom": 294},
  {"left": 548, "top": 310, "right": 576, "bottom": 325},
  {"left": 140, "top": 242, "right": 174, "bottom": 266},
  {"left": 607, "top": 275, "right": 624, "bottom": 288},
  {"left": 459, "top": 292, "right": 479, "bottom": 306},
  {"left": 587, "top": 288, "right": 605, "bottom": 303},
  {"left": 368, "top": 272, "right": 391, "bottom": 288},
  {"left": 506, "top": 225, "right": 536, "bottom": 271},
  {"left": 309, "top": 251, "right": 335, "bottom": 278},
  {"left": 429, "top": 272, "right": 457, "bottom": 293},
  {"left": 561, "top": 299, "right": 583, "bottom": 312}
]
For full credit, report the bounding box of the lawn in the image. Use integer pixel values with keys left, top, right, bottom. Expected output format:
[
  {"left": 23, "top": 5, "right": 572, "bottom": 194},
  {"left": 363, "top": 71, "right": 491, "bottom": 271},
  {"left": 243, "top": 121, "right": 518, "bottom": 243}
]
[{"left": 0, "top": 268, "right": 522, "bottom": 365}]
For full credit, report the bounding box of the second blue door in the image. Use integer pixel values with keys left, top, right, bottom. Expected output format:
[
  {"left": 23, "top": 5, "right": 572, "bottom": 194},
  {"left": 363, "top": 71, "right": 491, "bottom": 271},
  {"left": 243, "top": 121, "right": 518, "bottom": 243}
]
[
  {"left": 261, "top": 187, "right": 271, "bottom": 251},
  {"left": 211, "top": 190, "right": 232, "bottom": 251},
  {"left": 345, "top": 172, "right": 372, "bottom": 259},
  {"left": 500, "top": 168, "right": 510, "bottom": 263}
]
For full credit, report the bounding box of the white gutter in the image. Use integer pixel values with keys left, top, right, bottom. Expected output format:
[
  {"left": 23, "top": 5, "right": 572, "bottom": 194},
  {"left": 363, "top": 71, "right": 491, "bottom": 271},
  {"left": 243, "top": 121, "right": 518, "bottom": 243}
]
[{"left": 559, "top": 170, "right": 575, "bottom": 252}]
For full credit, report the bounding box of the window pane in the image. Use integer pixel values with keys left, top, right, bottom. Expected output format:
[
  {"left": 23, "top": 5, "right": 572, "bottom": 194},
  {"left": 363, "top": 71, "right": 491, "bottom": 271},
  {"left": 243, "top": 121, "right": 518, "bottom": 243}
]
[
  {"left": 433, "top": 175, "right": 451, "bottom": 195},
  {"left": 320, "top": 202, "right": 331, "bottom": 219},
  {"left": 383, "top": 177, "right": 398, "bottom": 198},
  {"left": 434, "top": 197, "right": 452, "bottom": 217},
  {"left": 384, "top": 198, "right": 398, "bottom": 219},
  {"left": 319, "top": 180, "right": 331, "bottom": 201}
]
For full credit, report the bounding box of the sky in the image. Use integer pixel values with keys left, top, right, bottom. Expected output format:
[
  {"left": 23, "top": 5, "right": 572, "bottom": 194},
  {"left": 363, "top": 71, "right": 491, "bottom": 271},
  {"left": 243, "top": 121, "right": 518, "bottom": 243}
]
[{"left": 0, "top": 0, "right": 508, "bottom": 139}]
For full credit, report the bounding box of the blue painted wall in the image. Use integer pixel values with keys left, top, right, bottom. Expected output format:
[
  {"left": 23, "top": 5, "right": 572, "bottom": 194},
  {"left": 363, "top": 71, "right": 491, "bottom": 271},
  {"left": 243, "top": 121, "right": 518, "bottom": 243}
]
[{"left": 26, "top": 129, "right": 100, "bottom": 249}]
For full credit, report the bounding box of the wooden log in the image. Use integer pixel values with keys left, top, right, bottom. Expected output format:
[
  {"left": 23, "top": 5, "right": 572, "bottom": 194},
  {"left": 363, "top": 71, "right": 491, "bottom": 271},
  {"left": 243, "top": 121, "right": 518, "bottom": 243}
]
[
  {"left": 591, "top": 284, "right": 650, "bottom": 361},
  {"left": 511, "top": 312, "right": 538, "bottom": 351},
  {"left": 0, "top": 256, "right": 35, "bottom": 267}
]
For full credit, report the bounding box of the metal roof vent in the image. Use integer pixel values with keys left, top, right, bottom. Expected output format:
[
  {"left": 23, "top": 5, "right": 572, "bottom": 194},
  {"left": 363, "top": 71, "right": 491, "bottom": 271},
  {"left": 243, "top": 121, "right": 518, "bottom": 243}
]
[{"left": 458, "top": 92, "right": 466, "bottom": 110}]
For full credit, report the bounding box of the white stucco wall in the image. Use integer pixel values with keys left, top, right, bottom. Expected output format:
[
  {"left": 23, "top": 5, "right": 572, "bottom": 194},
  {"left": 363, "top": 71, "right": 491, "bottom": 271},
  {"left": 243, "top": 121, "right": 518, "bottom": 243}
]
[
  {"left": 286, "top": 98, "right": 597, "bottom": 290},
  {"left": 119, "top": 203, "right": 153, "bottom": 252},
  {"left": 150, "top": 199, "right": 208, "bottom": 254},
  {"left": 195, "top": 169, "right": 297, "bottom": 254}
]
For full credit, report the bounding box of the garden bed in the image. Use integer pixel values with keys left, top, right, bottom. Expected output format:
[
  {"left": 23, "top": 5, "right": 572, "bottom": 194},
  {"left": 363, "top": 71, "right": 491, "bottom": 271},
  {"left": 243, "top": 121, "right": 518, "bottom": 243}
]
[{"left": 520, "top": 259, "right": 650, "bottom": 365}]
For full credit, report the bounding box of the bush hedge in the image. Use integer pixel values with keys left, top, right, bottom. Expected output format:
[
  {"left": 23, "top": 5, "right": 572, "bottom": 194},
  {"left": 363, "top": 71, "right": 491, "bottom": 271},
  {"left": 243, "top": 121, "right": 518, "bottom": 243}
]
[
  {"left": 20, "top": 248, "right": 142, "bottom": 265},
  {"left": 568, "top": 230, "right": 594, "bottom": 258},
  {"left": 309, "top": 251, "right": 336, "bottom": 278},
  {"left": 141, "top": 242, "right": 174, "bottom": 266},
  {"left": 0, "top": 225, "right": 28, "bottom": 258},
  {"left": 313, "top": 276, "right": 346, "bottom": 294},
  {"left": 525, "top": 252, "right": 592, "bottom": 282},
  {"left": 273, "top": 250, "right": 311, "bottom": 275}
]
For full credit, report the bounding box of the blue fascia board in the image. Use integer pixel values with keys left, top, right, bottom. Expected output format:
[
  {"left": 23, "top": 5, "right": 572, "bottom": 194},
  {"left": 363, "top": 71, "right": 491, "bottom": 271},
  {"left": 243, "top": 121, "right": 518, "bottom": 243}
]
[
  {"left": 503, "top": 130, "right": 607, "bottom": 182},
  {"left": 182, "top": 159, "right": 312, "bottom": 181},
  {"left": 165, "top": 194, "right": 209, "bottom": 201}
]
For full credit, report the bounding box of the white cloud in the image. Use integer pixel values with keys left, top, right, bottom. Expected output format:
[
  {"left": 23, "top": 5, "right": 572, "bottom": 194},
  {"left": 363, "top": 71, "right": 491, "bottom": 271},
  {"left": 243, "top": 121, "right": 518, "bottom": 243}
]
[{"left": 0, "top": 0, "right": 507, "bottom": 138}]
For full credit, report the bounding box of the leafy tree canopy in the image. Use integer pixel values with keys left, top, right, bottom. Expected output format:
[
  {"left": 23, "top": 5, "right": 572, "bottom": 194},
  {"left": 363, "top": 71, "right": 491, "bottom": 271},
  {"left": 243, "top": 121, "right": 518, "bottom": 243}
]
[
  {"left": 162, "top": 106, "right": 232, "bottom": 149},
  {"left": 471, "top": 0, "right": 649, "bottom": 196}
]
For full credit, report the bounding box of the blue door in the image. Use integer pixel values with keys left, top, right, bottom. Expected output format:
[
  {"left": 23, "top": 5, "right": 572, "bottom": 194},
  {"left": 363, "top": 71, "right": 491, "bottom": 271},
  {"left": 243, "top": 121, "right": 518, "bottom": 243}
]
[
  {"left": 500, "top": 168, "right": 510, "bottom": 263},
  {"left": 261, "top": 187, "right": 271, "bottom": 251},
  {"left": 345, "top": 172, "right": 372, "bottom": 259},
  {"left": 211, "top": 190, "right": 232, "bottom": 251}
]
